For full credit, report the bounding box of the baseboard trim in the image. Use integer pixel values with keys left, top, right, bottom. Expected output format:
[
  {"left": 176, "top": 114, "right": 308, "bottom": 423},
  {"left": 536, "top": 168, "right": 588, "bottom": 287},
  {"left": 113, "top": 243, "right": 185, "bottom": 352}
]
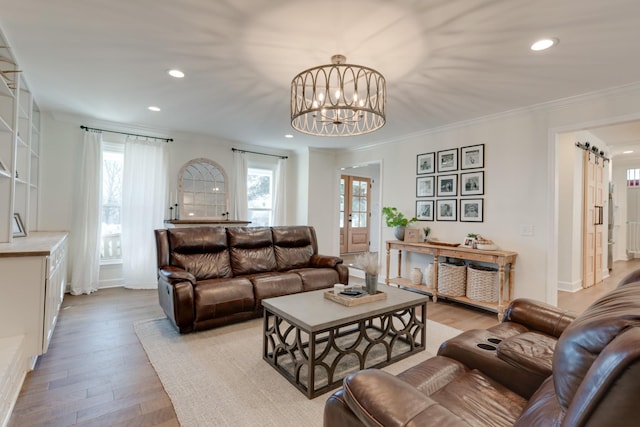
[{"left": 558, "top": 279, "right": 583, "bottom": 292}]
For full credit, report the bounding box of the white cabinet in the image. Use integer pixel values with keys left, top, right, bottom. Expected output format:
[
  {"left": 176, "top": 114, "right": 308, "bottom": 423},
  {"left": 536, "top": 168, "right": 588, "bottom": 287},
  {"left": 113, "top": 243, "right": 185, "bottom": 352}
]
[
  {"left": 0, "top": 232, "right": 67, "bottom": 426},
  {"left": 0, "top": 232, "right": 68, "bottom": 360},
  {"left": 0, "top": 31, "right": 40, "bottom": 243}
]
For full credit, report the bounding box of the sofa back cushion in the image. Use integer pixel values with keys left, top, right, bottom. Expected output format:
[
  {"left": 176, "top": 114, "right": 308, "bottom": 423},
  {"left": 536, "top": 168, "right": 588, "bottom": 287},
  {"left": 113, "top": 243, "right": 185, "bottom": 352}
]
[
  {"left": 272, "top": 226, "right": 316, "bottom": 271},
  {"left": 228, "top": 227, "right": 277, "bottom": 275},
  {"left": 553, "top": 281, "right": 640, "bottom": 410},
  {"left": 168, "top": 227, "right": 232, "bottom": 280}
]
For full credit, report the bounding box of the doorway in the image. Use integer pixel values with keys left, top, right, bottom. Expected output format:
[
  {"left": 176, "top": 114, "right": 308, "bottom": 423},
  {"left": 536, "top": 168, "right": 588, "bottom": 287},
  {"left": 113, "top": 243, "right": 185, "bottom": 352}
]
[{"left": 340, "top": 175, "right": 371, "bottom": 253}]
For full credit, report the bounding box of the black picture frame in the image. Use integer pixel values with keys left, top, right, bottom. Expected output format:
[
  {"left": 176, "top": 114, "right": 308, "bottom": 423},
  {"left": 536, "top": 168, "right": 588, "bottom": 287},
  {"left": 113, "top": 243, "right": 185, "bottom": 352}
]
[
  {"left": 416, "top": 200, "right": 434, "bottom": 221},
  {"left": 12, "top": 213, "right": 26, "bottom": 237},
  {"left": 437, "top": 174, "right": 458, "bottom": 197},
  {"left": 416, "top": 176, "right": 435, "bottom": 197},
  {"left": 416, "top": 152, "right": 435, "bottom": 175},
  {"left": 460, "top": 171, "right": 484, "bottom": 196},
  {"left": 437, "top": 148, "right": 458, "bottom": 172},
  {"left": 436, "top": 199, "right": 457, "bottom": 221},
  {"left": 461, "top": 144, "right": 484, "bottom": 169},
  {"left": 460, "top": 199, "right": 484, "bottom": 222}
]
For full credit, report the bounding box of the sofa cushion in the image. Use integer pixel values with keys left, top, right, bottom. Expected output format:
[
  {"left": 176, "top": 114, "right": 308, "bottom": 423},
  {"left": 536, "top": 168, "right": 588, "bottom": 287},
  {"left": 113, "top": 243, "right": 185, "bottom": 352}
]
[
  {"left": 553, "top": 281, "right": 640, "bottom": 410},
  {"left": 291, "top": 268, "right": 339, "bottom": 291},
  {"left": 169, "top": 227, "right": 232, "bottom": 280},
  {"left": 193, "top": 277, "right": 254, "bottom": 322},
  {"left": 430, "top": 369, "right": 527, "bottom": 427},
  {"left": 228, "top": 227, "right": 277, "bottom": 275},
  {"left": 272, "top": 226, "right": 315, "bottom": 271},
  {"left": 251, "top": 272, "right": 304, "bottom": 309}
]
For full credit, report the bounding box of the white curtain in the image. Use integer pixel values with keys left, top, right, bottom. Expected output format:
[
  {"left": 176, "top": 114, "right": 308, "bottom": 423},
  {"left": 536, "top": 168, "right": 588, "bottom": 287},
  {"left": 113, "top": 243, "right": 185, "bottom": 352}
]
[
  {"left": 70, "top": 131, "right": 102, "bottom": 295},
  {"left": 273, "top": 157, "right": 287, "bottom": 225},
  {"left": 121, "top": 137, "right": 168, "bottom": 289},
  {"left": 233, "top": 150, "right": 248, "bottom": 220}
]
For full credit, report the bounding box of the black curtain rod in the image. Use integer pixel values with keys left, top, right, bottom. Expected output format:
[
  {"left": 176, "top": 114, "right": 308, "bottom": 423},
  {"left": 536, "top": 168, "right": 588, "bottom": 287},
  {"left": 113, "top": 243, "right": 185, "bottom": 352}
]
[
  {"left": 80, "top": 125, "right": 173, "bottom": 142},
  {"left": 232, "top": 148, "right": 288, "bottom": 159}
]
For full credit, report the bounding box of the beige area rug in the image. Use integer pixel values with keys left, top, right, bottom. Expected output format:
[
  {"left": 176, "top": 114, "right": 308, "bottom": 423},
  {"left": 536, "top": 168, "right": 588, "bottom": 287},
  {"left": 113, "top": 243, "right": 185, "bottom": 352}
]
[{"left": 134, "top": 316, "right": 461, "bottom": 427}]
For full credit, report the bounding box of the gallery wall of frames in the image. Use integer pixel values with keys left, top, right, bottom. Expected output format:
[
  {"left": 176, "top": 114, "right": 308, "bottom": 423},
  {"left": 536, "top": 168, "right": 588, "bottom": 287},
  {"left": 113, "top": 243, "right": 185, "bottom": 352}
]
[{"left": 416, "top": 144, "right": 484, "bottom": 223}]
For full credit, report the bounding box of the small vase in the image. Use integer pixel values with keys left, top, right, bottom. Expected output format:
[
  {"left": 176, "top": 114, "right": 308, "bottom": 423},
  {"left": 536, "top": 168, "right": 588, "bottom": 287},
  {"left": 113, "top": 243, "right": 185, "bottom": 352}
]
[
  {"left": 424, "top": 263, "right": 434, "bottom": 288},
  {"left": 410, "top": 267, "right": 423, "bottom": 285},
  {"left": 394, "top": 226, "right": 406, "bottom": 241},
  {"left": 365, "top": 273, "right": 378, "bottom": 294}
]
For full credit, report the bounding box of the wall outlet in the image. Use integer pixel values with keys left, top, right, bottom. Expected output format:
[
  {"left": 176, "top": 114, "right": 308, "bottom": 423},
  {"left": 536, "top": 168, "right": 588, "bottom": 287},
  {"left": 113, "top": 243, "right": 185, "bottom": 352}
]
[{"left": 520, "top": 225, "right": 535, "bottom": 236}]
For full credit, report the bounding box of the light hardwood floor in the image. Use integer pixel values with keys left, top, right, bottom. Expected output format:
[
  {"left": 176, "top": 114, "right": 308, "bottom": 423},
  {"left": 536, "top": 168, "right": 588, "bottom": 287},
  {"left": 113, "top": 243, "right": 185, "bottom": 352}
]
[{"left": 9, "top": 259, "right": 640, "bottom": 426}]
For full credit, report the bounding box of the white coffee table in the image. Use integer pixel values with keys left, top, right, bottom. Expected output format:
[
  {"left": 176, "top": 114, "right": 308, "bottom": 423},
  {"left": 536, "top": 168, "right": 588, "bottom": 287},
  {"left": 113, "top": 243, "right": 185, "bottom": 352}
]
[{"left": 262, "top": 285, "right": 428, "bottom": 398}]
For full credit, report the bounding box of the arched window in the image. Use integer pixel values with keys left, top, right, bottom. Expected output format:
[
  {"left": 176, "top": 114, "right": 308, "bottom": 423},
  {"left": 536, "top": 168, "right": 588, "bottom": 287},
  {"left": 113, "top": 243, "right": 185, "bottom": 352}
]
[{"left": 178, "top": 158, "right": 228, "bottom": 219}]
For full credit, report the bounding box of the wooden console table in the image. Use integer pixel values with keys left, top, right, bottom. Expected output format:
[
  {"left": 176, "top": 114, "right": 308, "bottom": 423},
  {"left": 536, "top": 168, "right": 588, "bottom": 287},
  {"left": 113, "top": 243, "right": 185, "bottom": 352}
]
[{"left": 385, "top": 240, "right": 517, "bottom": 320}]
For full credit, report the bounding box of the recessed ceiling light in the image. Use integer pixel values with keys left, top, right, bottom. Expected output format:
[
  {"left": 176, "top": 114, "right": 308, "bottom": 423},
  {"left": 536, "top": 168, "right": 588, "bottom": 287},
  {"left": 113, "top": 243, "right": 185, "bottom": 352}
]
[
  {"left": 284, "top": 134, "right": 293, "bottom": 139},
  {"left": 623, "top": 150, "right": 634, "bottom": 154},
  {"left": 530, "top": 38, "right": 558, "bottom": 51},
  {"left": 168, "top": 69, "right": 185, "bottom": 78},
  {"left": 148, "top": 106, "right": 161, "bottom": 112}
]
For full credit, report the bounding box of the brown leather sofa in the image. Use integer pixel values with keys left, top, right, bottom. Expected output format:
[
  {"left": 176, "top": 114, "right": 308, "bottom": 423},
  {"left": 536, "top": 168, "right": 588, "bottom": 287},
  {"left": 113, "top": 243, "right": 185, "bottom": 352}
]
[
  {"left": 154, "top": 226, "right": 349, "bottom": 333},
  {"left": 325, "top": 277, "right": 640, "bottom": 427}
]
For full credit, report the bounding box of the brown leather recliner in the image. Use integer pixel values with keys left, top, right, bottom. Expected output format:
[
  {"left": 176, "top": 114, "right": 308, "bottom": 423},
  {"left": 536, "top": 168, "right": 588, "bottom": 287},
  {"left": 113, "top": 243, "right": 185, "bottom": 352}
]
[
  {"left": 324, "top": 277, "right": 640, "bottom": 427},
  {"left": 155, "top": 226, "right": 349, "bottom": 333}
]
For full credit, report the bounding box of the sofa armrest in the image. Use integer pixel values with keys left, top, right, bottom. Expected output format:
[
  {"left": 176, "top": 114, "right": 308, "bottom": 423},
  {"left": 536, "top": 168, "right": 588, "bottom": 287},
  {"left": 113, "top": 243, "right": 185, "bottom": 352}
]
[
  {"left": 502, "top": 298, "right": 577, "bottom": 338},
  {"left": 310, "top": 254, "right": 342, "bottom": 268},
  {"left": 341, "top": 369, "right": 462, "bottom": 427},
  {"left": 157, "top": 266, "right": 196, "bottom": 333},
  {"left": 159, "top": 266, "right": 196, "bottom": 285}
]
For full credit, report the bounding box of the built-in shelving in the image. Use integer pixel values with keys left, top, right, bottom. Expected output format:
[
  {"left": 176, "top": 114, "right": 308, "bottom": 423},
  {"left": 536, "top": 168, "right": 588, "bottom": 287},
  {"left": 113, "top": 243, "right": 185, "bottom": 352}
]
[{"left": 0, "top": 32, "right": 40, "bottom": 242}]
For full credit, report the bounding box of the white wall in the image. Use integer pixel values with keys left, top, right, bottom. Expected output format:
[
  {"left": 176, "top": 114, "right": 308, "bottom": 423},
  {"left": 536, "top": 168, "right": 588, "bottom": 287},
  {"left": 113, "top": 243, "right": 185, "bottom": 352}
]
[
  {"left": 557, "top": 131, "right": 581, "bottom": 291},
  {"left": 40, "top": 83, "right": 640, "bottom": 301},
  {"left": 39, "top": 113, "right": 297, "bottom": 289},
  {"left": 337, "top": 84, "right": 640, "bottom": 303}
]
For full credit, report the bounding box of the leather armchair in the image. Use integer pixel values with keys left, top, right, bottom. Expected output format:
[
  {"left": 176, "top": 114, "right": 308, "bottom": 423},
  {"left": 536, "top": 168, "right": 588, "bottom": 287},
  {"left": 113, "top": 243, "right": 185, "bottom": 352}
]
[{"left": 325, "top": 276, "right": 640, "bottom": 427}]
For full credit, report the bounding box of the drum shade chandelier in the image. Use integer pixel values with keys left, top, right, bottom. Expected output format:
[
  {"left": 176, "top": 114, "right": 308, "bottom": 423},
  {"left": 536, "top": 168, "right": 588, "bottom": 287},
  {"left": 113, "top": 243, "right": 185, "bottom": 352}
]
[{"left": 291, "top": 54, "right": 386, "bottom": 137}]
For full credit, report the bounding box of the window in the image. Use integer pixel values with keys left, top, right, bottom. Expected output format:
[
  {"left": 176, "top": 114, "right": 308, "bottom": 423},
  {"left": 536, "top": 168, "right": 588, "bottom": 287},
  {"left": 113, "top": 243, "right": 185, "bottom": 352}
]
[
  {"left": 179, "top": 159, "right": 228, "bottom": 219},
  {"left": 628, "top": 168, "right": 640, "bottom": 187},
  {"left": 247, "top": 167, "right": 274, "bottom": 226},
  {"left": 101, "top": 142, "right": 124, "bottom": 263}
]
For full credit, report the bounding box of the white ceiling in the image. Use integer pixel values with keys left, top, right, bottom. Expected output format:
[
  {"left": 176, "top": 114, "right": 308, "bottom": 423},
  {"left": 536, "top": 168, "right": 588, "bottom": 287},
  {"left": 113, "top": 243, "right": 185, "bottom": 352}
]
[{"left": 2, "top": 0, "right": 640, "bottom": 151}]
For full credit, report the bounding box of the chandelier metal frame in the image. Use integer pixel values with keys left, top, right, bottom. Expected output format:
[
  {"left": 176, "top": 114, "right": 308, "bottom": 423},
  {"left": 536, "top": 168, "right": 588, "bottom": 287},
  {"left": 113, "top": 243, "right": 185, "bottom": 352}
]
[{"left": 291, "top": 54, "right": 386, "bottom": 137}]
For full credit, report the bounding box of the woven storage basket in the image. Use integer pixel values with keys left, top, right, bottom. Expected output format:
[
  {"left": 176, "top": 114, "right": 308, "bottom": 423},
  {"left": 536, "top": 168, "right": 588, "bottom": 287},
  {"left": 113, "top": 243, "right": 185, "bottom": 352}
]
[
  {"left": 437, "top": 263, "right": 467, "bottom": 296},
  {"left": 466, "top": 265, "right": 498, "bottom": 302}
]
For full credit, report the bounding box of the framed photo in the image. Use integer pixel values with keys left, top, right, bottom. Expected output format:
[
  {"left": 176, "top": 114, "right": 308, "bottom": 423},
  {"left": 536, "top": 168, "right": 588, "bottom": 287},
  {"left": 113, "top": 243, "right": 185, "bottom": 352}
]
[
  {"left": 460, "top": 199, "right": 484, "bottom": 222},
  {"left": 437, "top": 174, "right": 458, "bottom": 197},
  {"left": 416, "top": 176, "right": 434, "bottom": 197},
  {"left": 436, "top": 199, "right": 457, "bottom": 221},
  {"left": 416, "top": 200, "right": 434, "bottom": 221},
  {"left": 463, "top": 237, "right": 476, "bottom": 248},
  {"left": 437, "top": 148, "right": 458, "bottom": 172},
  {"left": 416, "top": 152, "right": 435, "bottom": 175},
  {"left": 460, "top": 171, "right": 484, "bottom": 196},
  {"left": 461, "top": 144, "right": 484, "bottom": 169},
  {"left": 404, "top": 228, "right": 421, "bottom": 243},
  {"left": 12, "top": 213, "right": 26, "bottom": 237}
]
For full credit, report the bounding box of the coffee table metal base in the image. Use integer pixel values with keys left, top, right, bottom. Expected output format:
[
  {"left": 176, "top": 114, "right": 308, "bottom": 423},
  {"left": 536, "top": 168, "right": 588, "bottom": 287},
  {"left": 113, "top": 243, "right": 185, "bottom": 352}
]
[{"left": 263, "top": 303, "right": 426, "bottom": 399}]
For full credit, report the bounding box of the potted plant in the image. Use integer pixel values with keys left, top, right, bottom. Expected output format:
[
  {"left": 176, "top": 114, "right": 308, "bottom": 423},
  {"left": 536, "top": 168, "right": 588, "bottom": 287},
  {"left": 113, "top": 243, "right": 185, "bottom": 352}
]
[{"left": 382, "top": 206, "right": 417, "bottom": 241}]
